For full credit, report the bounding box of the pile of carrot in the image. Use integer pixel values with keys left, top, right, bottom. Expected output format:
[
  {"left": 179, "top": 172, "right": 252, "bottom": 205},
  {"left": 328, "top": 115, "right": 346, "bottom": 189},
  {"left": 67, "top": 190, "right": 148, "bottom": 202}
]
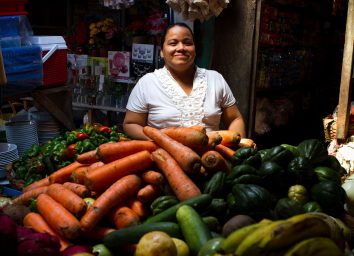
[{"left": 12, "top": 125, "right": 255, "bottom": 251}]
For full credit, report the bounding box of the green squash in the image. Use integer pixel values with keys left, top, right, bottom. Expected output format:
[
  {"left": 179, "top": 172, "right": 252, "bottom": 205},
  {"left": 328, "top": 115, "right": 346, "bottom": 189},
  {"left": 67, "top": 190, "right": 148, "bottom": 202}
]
[
  {"left": 242, "top": 153, "right": 262, "bottom": 168},
  {"left": 287, "top": 156, "right": 317, "bottom": 188},
  {"left": 311, "top": 180, "right": 346, "bottom": 217},
  {"left": 288, "top": 184, "right": 308, "bottom": 204},
  {"left": 257, "top": 161, "right": 288, "bottom": 195},
  {"left": 320, "top": 155, "right": 347, "bottom": 177},
  {"left": 314, "top": 166, "right": 341, "bottom": 185},
  {"left": 229, "top": 183, "right": 275, "bottom": 220},
  {"left": 297, "top": 139, "right": 328, "bottom": 165},
  {"left": 274, "top": 197, "right": 305, "bottom": 219},
  {"left": 280, "top": 143, "right": 299, "bottom": 157},
  {"left": 262, "top": 145, "right": 294, "bottom": 168},
  {"left": 230, "top": 147, "right": 258, "bottom": 166},
  {"left": 303, "top": 201, "right": 322, "bottom": 213},
  {"left": 226, "top": 164, "right": 258, "bottom": 187}
]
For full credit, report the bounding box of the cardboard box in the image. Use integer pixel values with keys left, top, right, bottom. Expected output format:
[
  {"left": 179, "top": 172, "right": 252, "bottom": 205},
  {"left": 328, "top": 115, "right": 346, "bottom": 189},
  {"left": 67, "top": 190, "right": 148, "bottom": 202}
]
[
  {"left": 30, "top": 36, "right": 67, "bottom": 87},
  {"left": 108, "top": 51, "right": 130, "bottom": 79}
]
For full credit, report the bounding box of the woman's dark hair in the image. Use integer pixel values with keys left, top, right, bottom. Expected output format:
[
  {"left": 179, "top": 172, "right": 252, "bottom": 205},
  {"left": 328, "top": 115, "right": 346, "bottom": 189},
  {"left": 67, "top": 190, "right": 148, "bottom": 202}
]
[{"left": 160, "top": 22, "right": 195, "bottom": 47}]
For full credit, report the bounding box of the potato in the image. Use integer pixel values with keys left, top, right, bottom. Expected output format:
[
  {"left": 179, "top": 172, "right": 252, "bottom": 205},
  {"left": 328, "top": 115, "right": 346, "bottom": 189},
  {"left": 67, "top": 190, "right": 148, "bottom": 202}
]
[{"left": 222, "top": 214, "right": 256, "bottom": 237}]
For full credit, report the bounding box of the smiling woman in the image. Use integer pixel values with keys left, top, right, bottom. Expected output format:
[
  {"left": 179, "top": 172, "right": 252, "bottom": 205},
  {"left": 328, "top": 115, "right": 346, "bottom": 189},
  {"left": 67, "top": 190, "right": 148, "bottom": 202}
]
[{"left": 123, "top": 22, "right": 246, "bottom": 140}]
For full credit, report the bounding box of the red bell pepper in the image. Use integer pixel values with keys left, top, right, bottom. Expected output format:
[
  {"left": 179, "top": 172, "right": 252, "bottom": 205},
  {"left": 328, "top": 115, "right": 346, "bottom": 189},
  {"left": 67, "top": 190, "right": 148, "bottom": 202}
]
[{"left": 77, "top": 132, "right": 89, "bottom": 141}]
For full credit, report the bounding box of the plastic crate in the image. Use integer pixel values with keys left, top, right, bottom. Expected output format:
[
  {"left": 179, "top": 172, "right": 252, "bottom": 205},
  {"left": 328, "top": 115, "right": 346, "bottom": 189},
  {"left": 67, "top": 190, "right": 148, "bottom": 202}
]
[
  {"left": 0, "top": 15, "right": 33, "bottom": 48},
  {"left": 0, "top": 0, "right": 28, "bottom": 16},
  {"left": 2, "top": 45, "right": 43, "bottom": 85},
  {"left": 0, "top": 16, "right": 21, "bottom": 37}
]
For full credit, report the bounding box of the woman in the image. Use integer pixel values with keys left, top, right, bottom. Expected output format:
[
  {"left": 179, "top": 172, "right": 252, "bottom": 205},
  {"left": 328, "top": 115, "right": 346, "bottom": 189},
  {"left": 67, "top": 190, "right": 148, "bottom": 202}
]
[{"left": 123, "top": 22, "right": 246, "bottom": 140}]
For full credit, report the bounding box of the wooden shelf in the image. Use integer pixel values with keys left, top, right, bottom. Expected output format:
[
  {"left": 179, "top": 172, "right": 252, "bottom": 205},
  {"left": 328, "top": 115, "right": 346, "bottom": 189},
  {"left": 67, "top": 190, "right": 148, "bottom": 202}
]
[{"left": 72, "top": 102, "right": 126, "bottom": 113}]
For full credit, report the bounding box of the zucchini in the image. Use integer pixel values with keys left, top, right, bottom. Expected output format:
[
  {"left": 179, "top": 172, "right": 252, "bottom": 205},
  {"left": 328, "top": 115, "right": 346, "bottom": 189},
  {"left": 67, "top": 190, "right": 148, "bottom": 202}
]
[
  {"left": 150, "top": 195, "right": 180, "bottom": 215},
  {"left": 176, "top": 205, "right": 212, "bottom": 255},
  {"left": 203, "top": 171, "right": 227, "bottom": 197},
  {"left": 144, "top": 194, "right": 212, "bottom": 224},
  {"left": 103, "top": 222, "right": 181, "bottom": 249}
]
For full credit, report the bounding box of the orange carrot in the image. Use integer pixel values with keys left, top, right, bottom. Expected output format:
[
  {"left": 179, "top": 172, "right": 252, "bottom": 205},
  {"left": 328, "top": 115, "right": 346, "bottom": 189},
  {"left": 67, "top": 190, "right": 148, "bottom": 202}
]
[
  {"left": 22, "top": 177, "right": 50, "bottom": 193},
  {"left": 47, "top": 183, "right": 87, "bottom": 217},
  {"left": 239, "top": 138, "right": 257, "bottom": 149},
  {"left": 137, "top": 184, "right": 161, "bottom": 203},
  {"left": 70, "top": 165, "right": 89, "bottom": 184},
  {"left": 151, "top": 148, "right": 201, "bottom": 201},
  {"left": 49, "top": 161, "right": 85, "bottom": 184},
  {"left": 63, "top": 182, "right": 90, "bottom": 198},
  {"left": 36, "top": 193, "right": 82, "bottom": 240},
  {"left": 215, "top": 144, "right": 236, "bottom": 160},
  {"left": 207, "top": 131, "right": 223, "bottom": 148},
  {"left": 143, "top": 126, "right": 201, "bottom": 173},
  {"left": 207, "top": 130, "right": 241, "bottom": 148},
  {"left": 97, "top": 140, "right": 158, "bottom": 163},
  {"left": 84, "top": 150, "right": 153, "bottom": 193},
  {"left": 76, "top": 149, "right": 98, "bottom": 164},
  {"left": 109, "top": 205, "right": 140, "bottom": 229},
  {"left": 141, "top": 170, "right": 165, "bottom": 187},
  {"left": 12, "top": 186, "right": 48, "bottom": 205},
  {"left": 87, "top": 161, "right": 105, "bottom": 171},
  {"left": 128, "top": 198, "right": 149, "bottom": 219},
  {"left": 189, "top": 125, "right": 207, "bottom": 134},
  {"left": 161, "top": 126, "right": 209, "bottom": 149},
  {"left": 23, "top": 212, "right": 71, "bottom": 251},
  {"left": 80, "top": 174, "right": 142, "bottom": 232},
  {"left": 82, "top": 226, "right": 116, "bottom": 241},
  {"left": 201, "top": 150, "right": 231, "bottom": 175}
]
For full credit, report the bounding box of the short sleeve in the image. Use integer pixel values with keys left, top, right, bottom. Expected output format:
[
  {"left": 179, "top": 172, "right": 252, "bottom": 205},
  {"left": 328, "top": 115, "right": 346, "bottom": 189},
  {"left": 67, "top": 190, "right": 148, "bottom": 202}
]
[
  {"left": 216, "top": 72, "right": 236, "bottom": 108},
  {"left": 125, "top": 74, "right": 151, "bottom": 113}
]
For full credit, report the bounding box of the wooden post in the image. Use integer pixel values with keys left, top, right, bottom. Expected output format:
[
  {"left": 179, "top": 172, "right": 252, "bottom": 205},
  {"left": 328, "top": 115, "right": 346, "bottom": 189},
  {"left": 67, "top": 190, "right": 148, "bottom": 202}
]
[{"left": 337, "top": 0, "right": 354, "bottom": 141}]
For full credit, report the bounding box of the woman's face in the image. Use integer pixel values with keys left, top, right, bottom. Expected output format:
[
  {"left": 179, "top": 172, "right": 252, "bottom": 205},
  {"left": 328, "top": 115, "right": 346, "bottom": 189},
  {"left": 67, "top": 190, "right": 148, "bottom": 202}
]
[{"left": 160, "top": 25, "right": 196, "bottom": 72}]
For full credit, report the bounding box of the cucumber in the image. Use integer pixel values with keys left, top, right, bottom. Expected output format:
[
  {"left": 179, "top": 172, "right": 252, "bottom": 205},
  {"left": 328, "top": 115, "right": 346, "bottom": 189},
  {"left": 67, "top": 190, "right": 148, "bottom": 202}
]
[
  {"left": 198, "top": 237, "right": 224, "bottom": 256},
  {"left": 103, "top": 222, "right": 181, "bottom": 249},
  {"left": 144, "top": 194, "right": 212, "bottom": 224},
  {"left": 176, "top": 205, "right": 212, "bottom": 255}
]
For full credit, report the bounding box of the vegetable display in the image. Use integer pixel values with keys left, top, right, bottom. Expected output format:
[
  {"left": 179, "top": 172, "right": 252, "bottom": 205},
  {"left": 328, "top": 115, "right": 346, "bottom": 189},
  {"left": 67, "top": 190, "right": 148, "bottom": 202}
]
[
  {"left": 8, "top": 124, "right": 128, "bottom": 189},
  {"left": 3, "top": 126, "right": 354, "bottom": 255}
]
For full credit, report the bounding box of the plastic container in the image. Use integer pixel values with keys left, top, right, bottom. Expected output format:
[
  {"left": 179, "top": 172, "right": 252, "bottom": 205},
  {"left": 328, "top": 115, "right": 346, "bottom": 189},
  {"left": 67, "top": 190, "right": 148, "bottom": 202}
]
[
  {"left": 0, "top": 0, "right": 28, "bottom": 16},
  {"left": 0, "top": 15, "right": 33, "bottom": 47},
  {"left": 2, "top": 45, "right": 43, "bottom": 86},
  {"left": 30, "top": 36, "right": 68, "bottom": 87},
  {"left": 0, "top": 36, "right": 21, "bottom": 48}
]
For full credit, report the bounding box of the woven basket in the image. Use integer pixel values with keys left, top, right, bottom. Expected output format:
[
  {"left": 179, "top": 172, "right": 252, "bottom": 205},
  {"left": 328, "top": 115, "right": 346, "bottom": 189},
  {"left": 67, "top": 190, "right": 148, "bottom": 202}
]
[
  {"left": 323, "top": 117, "right": 354, "bottom": 142},
  {"left": 323, "top": 117, "right": 336, "bottom": 142}
]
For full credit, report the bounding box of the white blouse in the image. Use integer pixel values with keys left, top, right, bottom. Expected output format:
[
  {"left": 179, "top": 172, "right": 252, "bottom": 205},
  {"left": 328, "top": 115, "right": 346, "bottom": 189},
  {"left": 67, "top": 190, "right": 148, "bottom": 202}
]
[{"left": 126, "top": 66, "right": 236, "bottom": 131}]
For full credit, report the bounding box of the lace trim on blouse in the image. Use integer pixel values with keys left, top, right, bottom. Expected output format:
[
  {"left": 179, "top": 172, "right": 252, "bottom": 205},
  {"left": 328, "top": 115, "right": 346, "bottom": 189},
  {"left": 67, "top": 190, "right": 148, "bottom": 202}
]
[{"left": 154, "top": 66, "right": 207, "bottom": 127}]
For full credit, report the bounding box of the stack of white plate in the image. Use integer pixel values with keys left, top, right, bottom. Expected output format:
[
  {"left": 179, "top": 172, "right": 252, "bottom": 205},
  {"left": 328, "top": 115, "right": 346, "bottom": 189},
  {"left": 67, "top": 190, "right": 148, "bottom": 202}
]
[
  {"left": 30, "top": 110, "right": 62, "bottom": 144},
  {"left": 0, "top": 143, "right": 19, "bottom": 179},
  {"left": 5, "top": 120, "right": 39, "bottom": 156}
]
